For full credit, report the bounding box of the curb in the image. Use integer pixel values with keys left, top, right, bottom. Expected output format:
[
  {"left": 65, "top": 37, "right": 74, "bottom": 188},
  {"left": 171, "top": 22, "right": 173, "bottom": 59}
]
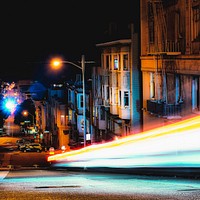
[{"left": 0, "top": 166, "right": 50, "bottom": 171}]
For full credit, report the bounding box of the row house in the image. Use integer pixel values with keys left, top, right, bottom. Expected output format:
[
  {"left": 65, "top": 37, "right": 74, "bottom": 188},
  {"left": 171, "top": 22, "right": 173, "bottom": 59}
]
[
  {"left": 93, "top": 28, "right": 142, "bottom": 142},
  {"left": 67, "top": 75, "right": 92, "bottom": 148},
  {"left": 43, "top": 83, "right": 69, "bottom": 149},
  {"left": 140, "top": 0, "right": 200, "bottom": 130},
  {"left": 37, "top": 76, "right": 93, "bottom": 150}
]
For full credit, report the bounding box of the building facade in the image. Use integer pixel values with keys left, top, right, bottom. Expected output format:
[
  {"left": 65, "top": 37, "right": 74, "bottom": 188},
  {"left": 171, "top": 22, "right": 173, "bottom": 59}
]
[
  {"left": 93, "top": 34, "right": 142, "bottom": 142},
  {"left": 67, "top": 75, "right": 92, "bottom": 148},
  {"left": 140, "top": 0, "right": 200, "bottom": 130},
  {"left": 44, "top": 83, "right": 69, "bottom": 149},
  {"left": 36, "top": 0, "right": 200, "bottom": 148}
]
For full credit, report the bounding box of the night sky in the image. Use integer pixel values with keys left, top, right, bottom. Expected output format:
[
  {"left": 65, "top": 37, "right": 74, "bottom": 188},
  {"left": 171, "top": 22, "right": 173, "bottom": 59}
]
[{"left": 1, "top": 0, "right": 140, "bottom": 83}]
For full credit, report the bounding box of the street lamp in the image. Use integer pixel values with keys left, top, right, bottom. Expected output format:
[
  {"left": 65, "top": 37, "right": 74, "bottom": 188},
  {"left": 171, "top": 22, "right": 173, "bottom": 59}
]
[
  {"left": 22, "top": 110, "right": 38, "bottom": 137},
  {"left": 22, "top": 110, "right": 35, "bottom": 126},
  {"left": 50, "top": 55, "right": 87, "bottom": 147}
]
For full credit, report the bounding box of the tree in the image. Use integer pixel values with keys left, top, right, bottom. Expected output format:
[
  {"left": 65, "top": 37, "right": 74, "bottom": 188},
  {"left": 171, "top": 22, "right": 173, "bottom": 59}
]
[{"left": 14, "top": 98, "right": 36, "bottom": 126}]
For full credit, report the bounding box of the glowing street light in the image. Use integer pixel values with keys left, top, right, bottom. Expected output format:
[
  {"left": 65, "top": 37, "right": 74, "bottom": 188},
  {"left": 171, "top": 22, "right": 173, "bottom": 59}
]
[
  {"left": 50, "top": 55, "right": 87, "bottom": 147},
  {"left": 22, "top": 110, "right": 35, "bottom": 126}
]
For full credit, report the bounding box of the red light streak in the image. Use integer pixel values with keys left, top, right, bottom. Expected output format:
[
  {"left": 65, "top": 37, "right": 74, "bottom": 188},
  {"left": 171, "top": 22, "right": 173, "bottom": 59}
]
[{"left": 47, "top": 115, "right": 200, "bottom": 168}]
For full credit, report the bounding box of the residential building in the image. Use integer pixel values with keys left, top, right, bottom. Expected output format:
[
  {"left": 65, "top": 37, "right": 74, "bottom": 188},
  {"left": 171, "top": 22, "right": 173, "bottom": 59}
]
[
  {"left": 16, "top": 79, "right": 34, "bottom": 102},
  {"left": 93, "top": 26, "right": 142, "bottom": 142},
  {"left": 140, "top": 0, "right": 200, "bottom": 130},
  {"left": 67, "top": 75, "right": 92, "bottom": 148},
  {"left": 44, "top": 83, "right": 69, "bottom": 149},
  {"left": 37, "top": 0, "right": 200, "bottom": 147}
]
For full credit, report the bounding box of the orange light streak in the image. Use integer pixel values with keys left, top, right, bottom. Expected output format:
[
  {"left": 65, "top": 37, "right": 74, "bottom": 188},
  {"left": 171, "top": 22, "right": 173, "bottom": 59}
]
[{"left": 47, "top": 116, "right": 200, "bottom": 164}]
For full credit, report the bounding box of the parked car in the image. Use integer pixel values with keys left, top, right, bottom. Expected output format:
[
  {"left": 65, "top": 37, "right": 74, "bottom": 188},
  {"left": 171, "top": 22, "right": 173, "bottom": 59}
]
[
  {"left": 19, "top": 143, "right": 42, "bottom": 152},
  {"left": 16, "top": 139, "right": 31, "bottom": 148}
]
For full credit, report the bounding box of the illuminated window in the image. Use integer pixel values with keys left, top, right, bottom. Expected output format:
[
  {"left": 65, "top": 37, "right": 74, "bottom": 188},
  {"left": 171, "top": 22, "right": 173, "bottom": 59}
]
[
  {"left": 114, "top": 55, "right": 119, "bottom": 70},
  {"left": 61, "top": 115, "right": 65, "bottom": 125},
  {"left": 175, "top": 74, "right": 181, "bottom": 103},
  {"left": 68, "top": 110, "right": 72, "bottom": 121},
  {"left": 150, "top": 72, "right": 155, "bottom": 99}
]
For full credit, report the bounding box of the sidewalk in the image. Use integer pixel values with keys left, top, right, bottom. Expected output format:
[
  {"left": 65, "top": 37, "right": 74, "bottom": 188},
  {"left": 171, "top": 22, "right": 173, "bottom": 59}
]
[
  {"left": 143, "top": 112, "right": 200, "bottom": 132},
  {"left": 0, "top": 150, "right": 51, "bottom": 171}
]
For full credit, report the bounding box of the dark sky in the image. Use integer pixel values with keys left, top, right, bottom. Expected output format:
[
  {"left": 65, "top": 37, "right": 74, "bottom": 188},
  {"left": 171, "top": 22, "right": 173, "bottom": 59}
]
[{"left": 1, "top": 0, "right": 140, "bottom": 83}]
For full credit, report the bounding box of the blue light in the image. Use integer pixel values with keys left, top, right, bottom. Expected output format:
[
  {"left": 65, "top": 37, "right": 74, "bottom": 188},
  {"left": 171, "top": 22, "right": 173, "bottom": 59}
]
[
  {"left": 3, "top": 97, "right": 17, "bottom": 112},
  {"left": 5, "top": 101, "right": 15, "bottom": 110}
]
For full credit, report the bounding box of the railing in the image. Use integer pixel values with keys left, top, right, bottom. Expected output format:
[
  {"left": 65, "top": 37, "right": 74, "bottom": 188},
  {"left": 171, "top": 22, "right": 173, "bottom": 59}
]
[
  {"left": 148, "top": 41, "right": 181, "bottom": 54},
  {"left": 147, "top": 100, "right": 182, "bottom": 117}
]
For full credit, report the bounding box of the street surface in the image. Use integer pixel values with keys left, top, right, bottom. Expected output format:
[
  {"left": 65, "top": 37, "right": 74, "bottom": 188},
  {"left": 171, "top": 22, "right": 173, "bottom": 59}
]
[
  {"left": 1, "top": 169, "right": 200, "bottom": 200},
  {"left": 1, "top": 108, "right": 200, "bottom": 199}
]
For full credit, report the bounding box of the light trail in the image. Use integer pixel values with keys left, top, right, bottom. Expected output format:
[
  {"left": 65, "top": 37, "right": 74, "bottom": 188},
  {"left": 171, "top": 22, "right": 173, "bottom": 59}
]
[{"left": 47, "top": 115, "right": 200, "bottom": 169}]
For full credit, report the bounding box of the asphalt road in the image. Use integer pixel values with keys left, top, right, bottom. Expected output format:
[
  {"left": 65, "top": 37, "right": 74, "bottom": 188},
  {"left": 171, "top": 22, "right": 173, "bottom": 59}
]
[{"left": 1, "top": 169, "right": 200, "bottom": 200}]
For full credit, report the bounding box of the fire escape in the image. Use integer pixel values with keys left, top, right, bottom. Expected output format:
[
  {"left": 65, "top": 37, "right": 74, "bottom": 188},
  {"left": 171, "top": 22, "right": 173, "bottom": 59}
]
[{"left": 147, "top": 0, "right": 182, "bottom": 118}]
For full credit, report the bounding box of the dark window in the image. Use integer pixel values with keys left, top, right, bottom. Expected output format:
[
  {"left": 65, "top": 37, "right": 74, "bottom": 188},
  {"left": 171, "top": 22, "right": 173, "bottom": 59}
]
[{"left": 124, "top": 91, "right": 129, "bottom": 107}]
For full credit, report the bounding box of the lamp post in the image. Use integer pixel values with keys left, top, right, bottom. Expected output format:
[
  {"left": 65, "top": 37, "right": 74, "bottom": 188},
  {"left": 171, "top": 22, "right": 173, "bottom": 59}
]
[
  {"left": 22, "top": 110, "right": 36, "bottom": 136},
  {"left": 50, "top": 55, "right": 87, "bottom": 147},
  {"left": 22, "top": 110, "right": 35, "bottom": 127}
]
